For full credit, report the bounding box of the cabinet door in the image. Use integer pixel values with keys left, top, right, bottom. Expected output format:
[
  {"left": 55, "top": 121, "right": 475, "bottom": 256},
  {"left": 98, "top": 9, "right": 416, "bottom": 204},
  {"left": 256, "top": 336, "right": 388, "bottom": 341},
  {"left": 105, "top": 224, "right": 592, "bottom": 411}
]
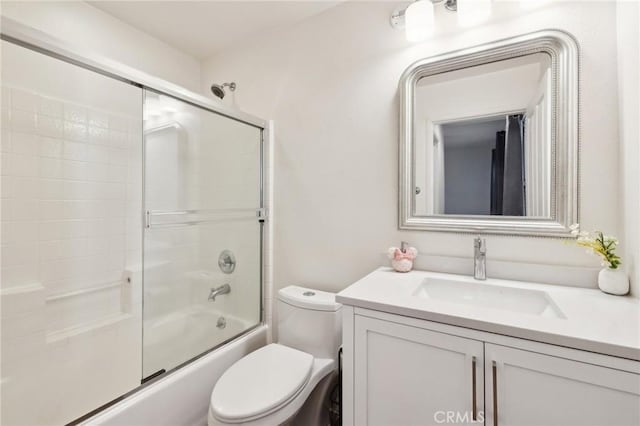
[
  {"left": 354, "top": 315, "right": 484, "bottom": 426},
  {"left": 485, "top": 343, "right": 640, "bottom": 426}
]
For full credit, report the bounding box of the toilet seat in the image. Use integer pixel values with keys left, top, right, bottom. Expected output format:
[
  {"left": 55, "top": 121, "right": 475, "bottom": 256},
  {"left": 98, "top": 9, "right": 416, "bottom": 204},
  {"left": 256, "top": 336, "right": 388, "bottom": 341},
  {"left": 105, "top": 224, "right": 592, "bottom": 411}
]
[{"left": 210, "top": 344, "right": 314, "bottom": 423}]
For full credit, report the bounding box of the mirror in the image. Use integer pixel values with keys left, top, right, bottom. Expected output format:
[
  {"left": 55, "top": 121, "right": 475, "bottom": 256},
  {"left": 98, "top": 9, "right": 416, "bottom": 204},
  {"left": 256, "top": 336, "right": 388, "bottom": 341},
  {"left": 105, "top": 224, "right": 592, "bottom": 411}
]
[
  {"left": 399, "top": 30, "right": 579, "bottom": 236},
  {"left": 415, "top": 53, "right": 551, "bottom": 217}
]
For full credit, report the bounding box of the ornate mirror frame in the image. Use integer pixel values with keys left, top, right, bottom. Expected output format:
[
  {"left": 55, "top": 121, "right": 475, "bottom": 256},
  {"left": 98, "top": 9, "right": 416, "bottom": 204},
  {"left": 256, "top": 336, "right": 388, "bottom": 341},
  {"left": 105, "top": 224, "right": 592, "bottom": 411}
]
[{"left": 398, "top": 29, "right": 580, "bottom": 237}]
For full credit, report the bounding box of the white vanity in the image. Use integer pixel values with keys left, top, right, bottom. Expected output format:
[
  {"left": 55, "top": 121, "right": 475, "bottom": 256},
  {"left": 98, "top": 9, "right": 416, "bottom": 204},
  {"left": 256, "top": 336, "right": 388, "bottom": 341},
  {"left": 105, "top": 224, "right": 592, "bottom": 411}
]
[{"left": 337, "top": 268, "right": 640, "bottom": 426}]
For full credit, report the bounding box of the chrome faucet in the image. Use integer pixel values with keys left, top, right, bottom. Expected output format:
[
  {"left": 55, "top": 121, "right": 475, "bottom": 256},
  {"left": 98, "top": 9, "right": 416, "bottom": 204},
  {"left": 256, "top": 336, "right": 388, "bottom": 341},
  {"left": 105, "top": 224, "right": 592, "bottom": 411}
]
[
  {"left": 473, "top": 236, "right": 487, "bottom": 281},
  {"left": 208, "top": 283, "right": 231, "bottom": 301}
]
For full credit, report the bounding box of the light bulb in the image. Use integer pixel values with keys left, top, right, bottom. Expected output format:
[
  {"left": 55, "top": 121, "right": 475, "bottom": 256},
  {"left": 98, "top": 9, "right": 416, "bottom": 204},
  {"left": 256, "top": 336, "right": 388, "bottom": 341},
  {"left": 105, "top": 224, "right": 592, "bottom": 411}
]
[
  {"left": 457, "top": 0, "right": 492, "bottom": 27},
  {"left": 405, "top": 0, "right": 434, "bottom": 42}
]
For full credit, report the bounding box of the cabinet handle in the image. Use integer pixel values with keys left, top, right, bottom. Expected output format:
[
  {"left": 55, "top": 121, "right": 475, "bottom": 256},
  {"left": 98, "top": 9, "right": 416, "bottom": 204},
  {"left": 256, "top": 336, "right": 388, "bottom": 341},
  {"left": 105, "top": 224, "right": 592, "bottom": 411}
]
[
  {"left": 492, "top": 361, "right": 498, "bottom": 426},
  {"left": 471, "top": 356, "right": 477, "bottom": 421}
]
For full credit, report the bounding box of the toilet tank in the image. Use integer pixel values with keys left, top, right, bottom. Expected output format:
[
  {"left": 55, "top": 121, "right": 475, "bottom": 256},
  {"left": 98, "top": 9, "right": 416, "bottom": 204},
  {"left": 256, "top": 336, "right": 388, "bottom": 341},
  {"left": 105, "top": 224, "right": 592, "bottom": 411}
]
[{"left": 277, "top": 286, "right": 342, "bottom": 360}]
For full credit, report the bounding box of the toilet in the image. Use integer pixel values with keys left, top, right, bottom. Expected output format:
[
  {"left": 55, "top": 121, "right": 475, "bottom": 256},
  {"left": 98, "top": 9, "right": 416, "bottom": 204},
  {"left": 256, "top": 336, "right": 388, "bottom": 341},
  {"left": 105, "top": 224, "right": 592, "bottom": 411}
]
[{"left": 208, "top": 286, "right": 342, "bottom": 426}]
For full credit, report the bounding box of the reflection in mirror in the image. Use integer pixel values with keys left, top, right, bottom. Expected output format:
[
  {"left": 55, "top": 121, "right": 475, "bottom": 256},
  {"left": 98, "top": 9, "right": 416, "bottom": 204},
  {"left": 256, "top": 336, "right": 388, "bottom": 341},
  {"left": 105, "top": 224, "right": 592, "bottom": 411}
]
[{"left": 413, "top": 53, "right": 552, "bottom": 218}]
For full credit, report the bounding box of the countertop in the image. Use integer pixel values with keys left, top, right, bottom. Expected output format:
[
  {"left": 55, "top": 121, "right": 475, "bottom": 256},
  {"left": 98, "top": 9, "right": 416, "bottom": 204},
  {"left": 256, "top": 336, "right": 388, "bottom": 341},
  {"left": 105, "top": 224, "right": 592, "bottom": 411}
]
[{"left": 336, "top": 268, "right": 640, "bottom": 361}]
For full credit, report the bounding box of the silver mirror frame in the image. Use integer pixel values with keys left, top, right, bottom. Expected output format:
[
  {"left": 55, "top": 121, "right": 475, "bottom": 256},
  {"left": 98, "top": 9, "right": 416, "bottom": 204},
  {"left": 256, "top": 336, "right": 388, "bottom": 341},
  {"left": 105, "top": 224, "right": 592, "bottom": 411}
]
[{"left": 399, "top": 29, "right": 579, "bottom": 237}]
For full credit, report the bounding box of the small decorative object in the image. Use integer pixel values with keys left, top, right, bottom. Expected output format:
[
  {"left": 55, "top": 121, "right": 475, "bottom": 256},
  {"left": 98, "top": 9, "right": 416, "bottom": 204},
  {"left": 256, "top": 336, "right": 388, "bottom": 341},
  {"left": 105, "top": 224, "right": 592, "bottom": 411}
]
[
  {"left": 569, "top": 224, "right": 629, "bottom": 295},
  {"left": 387, "top": 241, "right": 418, "bottom": 273}
]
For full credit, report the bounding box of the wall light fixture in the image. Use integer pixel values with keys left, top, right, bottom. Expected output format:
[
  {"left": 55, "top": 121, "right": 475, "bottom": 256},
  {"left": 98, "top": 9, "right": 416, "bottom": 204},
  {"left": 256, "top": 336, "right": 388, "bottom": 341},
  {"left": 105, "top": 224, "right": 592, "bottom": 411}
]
[
  {"left": 391, "top": 0, "right": 492, "bottom": 42},
  {"left": 404, "top": 0, "right": 436, "bottom": 42}
]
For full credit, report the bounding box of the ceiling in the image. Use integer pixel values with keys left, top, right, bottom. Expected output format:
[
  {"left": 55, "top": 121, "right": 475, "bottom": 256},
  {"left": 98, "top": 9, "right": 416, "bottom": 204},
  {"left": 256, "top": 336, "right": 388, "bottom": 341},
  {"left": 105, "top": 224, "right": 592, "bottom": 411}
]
[{"left": 89, "top": 1, "right": 342, "bottom": 59}]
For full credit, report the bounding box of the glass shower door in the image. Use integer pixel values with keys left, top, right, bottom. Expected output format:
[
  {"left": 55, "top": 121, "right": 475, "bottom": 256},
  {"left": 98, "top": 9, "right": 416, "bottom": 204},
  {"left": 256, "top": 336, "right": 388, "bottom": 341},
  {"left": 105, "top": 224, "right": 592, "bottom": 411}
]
[
  {"left": 1, "top": 40, "right": 143, "bottom": 425},
  {"left": 142, "top": 90, "right": 262, "bottom": 378}
]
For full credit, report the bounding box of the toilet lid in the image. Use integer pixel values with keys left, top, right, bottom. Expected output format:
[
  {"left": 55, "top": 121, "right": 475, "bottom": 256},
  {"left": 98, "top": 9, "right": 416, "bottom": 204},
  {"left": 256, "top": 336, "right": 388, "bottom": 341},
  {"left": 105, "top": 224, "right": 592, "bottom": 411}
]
[{"left": 210, "top": 343, "right": 314, "bottom": 422}]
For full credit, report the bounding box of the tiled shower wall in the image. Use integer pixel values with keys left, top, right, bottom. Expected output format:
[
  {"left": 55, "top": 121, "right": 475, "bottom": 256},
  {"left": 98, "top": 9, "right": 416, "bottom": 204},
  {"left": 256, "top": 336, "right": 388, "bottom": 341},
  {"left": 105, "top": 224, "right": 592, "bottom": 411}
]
[{"left": 1, "top": 40, "right": 143, "bottom": 425}]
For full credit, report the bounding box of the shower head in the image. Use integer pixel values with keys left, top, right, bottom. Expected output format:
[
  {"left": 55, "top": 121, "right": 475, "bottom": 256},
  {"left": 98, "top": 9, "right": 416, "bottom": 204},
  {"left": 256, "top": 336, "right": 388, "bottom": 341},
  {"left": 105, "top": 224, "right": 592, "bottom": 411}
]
[{"left": 210, "top": 82, "right": 236, "bottom": 99}]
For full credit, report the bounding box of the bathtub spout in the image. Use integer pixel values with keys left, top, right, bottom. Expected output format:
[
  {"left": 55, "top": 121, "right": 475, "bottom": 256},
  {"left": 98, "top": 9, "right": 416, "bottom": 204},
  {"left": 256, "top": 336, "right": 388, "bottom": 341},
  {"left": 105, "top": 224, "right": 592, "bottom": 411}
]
[{"left": 209, "top": 284, "right": 231, "bottom": 301}]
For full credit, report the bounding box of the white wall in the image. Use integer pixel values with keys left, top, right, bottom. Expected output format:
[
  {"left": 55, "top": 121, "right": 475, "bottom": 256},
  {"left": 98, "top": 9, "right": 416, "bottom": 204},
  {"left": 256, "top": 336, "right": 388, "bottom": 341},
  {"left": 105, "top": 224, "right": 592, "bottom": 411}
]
[
  {"left": 201, "top": 1, "right": 624, "bottom": 294},
  {"left": 616, "top": 0, "right": 640, "bottom": 296},
  {"left": 444, "top": 144, "right": 493, "bottom": 215},
  {"left": 0, "top": 1, "right": 201, "bottom": 92}
]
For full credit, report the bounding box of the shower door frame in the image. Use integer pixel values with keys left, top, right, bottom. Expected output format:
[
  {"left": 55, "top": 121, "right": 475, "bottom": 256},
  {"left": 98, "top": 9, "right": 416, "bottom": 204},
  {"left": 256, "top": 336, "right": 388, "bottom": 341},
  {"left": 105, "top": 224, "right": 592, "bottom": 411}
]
[{"left": 1, "top": 15, "right": 269, "bottom": 421}]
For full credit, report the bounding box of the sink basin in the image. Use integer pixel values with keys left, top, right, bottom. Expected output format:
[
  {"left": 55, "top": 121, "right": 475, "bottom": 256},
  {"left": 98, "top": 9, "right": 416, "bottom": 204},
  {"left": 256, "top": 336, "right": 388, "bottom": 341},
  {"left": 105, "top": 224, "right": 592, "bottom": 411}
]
[{"left": 413, "top": 278, "right": 565, "bottom": 318}]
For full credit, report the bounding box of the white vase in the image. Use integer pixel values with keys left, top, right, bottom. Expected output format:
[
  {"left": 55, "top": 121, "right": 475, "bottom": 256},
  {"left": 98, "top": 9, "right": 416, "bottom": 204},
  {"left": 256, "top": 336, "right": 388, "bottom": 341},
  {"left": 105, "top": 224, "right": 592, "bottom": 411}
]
[{"left": 597, "top": 267, "right": 629, "bottom": 295}]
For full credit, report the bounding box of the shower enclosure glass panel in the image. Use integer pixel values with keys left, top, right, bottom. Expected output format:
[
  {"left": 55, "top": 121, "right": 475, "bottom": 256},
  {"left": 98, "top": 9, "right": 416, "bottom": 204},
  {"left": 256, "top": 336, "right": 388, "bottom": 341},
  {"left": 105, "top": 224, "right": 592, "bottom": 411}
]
[
  {"left": 0, "top": 41, "right": 143, "bottom": 425},
  {"left": 142, "top": 91, "right": 262, "bottom": 378}
]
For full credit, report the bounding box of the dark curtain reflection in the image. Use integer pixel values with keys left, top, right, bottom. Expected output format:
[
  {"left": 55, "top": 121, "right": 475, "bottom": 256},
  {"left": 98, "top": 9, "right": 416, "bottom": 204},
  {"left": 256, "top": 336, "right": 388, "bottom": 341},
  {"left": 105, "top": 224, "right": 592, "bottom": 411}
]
[{"left": 491, "top": 114, "right": 525, "bottom": 216}]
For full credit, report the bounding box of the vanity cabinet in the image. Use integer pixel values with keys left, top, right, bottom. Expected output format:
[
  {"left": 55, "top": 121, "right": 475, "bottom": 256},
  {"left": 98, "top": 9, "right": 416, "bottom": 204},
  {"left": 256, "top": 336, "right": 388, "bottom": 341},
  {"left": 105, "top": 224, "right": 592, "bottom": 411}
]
[
  {"left": 353, "top": 316, "right": 484, "bottom": 426},
  {"left": 343, "top": 308, "right": 640, "bottom": 426},
  {"left": 485, "top": 344, "right": 640, "bottom": 426}
]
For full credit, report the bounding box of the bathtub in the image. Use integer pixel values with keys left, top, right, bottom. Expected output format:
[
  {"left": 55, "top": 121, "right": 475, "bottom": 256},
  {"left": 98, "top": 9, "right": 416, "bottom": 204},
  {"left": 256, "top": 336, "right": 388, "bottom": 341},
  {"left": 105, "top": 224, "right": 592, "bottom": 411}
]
[
  {"left": 83, "top": 324, "right": 267, "bottom": 426},
  {"left": 143, "top": 306, "right": 257, "bottom": 378}
]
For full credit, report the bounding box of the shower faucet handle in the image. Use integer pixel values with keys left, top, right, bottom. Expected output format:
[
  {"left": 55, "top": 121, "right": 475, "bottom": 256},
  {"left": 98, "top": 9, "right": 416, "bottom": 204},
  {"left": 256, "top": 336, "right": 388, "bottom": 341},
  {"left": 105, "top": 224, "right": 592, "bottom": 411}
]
[{"left": 218, "top": 250, "right": 236, "bottom": 274}]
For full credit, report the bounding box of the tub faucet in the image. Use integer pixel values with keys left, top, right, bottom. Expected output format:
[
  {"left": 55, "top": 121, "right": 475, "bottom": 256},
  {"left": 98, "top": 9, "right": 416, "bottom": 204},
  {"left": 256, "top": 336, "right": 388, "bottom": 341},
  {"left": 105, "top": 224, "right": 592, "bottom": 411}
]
[
  {"left": 209, "top": 284, "right": 231, "bottom": 301},
  {"left": 473, "top": 236, "right": 487, "bottom": 281}
]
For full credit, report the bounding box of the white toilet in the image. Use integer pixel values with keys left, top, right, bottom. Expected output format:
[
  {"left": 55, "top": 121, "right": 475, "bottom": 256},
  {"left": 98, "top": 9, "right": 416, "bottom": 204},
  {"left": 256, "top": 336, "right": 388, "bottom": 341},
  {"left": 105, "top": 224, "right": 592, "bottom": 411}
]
[{"left": 208, "top": 286, "right": 342, "bottom": 426}]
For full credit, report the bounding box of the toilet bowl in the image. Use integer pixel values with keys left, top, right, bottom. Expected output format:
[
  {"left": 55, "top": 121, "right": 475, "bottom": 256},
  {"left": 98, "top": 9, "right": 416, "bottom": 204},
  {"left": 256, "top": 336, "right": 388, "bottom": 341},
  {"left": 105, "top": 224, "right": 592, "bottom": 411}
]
[{"left": 208, "top": 286, "right": 342, "bottom": 426}]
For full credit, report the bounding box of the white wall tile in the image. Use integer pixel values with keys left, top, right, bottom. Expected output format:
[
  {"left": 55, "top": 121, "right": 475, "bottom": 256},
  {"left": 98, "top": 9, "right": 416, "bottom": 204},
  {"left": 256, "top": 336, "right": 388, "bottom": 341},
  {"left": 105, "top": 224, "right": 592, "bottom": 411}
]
[
  {"left": 1, "top": 175, "right": 14, "bottom": 198},
  {"left": 88, "top": 126, "right": 109, "bottom": 145},
  {"left": 11, "top": 131, "right": 38, "bottom": 156},
  {"left": 39, "top": 137, "right": 63, "bottom": 158},
  {"left": 39, "top": 179, "right": 64, "bottom": 200},
  {"left": 108, "top": 115, "right": 128, "bottom": 131},
  {"left": 38, "top": 97, "right": 63, "bottom": 118},
  {"left": 109, "top": 130, "right": 128, "bottom": 148},
  {"left": 64, "top": 104, "right": 87, "bottom": 124},
  {"left": 62, "top": 160, "right": 87, "bottom": 180},
  {"left": 1, "top": 309, "right": 45, "bottom": 339},
  {"left": 1, "top": 264, "right": 40, "bottom": 288},
  {"left": 39, "top": 200, "right": 65, "bottom": 220},
  {"left": 108, "top": 165, "right": 127, "bottom": 183},
  {"left": 63, "top": 121, "right": 88, "bottom": 142},
  {"left": 1, "top": 242, "right": 38, "bottom": 267},
  {"left": 11, "top": 199, "right": 39, "bottom": 220},
  {"left": 108, "top": 148, "right": 128, "bottom": 166},
  {"left": 1, "top": 86, "right": 11, "bottom": 110},
  {"left": 38, "top": 157, "right": 63, "bottom": 178},
  {"left": 1, "top": 198, "right": 13, "bottom": 220},
  {"left": 86, "top": 237, "right": 108, "bottom": 256},
  {"left": 0, "top": 331, "right": 46, "bottom": 366},
  {"left": 4, "top": 153, "right": 37, "bottom": 176},
  {"left": 64, "top": 181, "right": 90, "bottom": 200},
  {"left": 62, "top": 141, "right": 86, "bottom": 161},
  {"left": 87, "top": 162, "right": 110, "bottom": 182},
  {"left": 36, "top": 115, "right": 63, "bottom": 138},
  {"left": 88, "top": 110, "right": 109, "bottom": 129},
  {"left": 11, "top": 88, "right": 38, "bottom": 112},
  {"left": 10, "top": 109, "right": 36, "bottom": 131},
  {"left": 1, "top": 128, "right": 12, "bottom": 153},
  {"left": 2, "top": 221, "right": 38, "bottom": 243},
  {"left": 13, "top": 177, "right": 38, "bottom": 199},
  {"left": 86, "top": 144, "right": 110, "bottom": 164}
]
